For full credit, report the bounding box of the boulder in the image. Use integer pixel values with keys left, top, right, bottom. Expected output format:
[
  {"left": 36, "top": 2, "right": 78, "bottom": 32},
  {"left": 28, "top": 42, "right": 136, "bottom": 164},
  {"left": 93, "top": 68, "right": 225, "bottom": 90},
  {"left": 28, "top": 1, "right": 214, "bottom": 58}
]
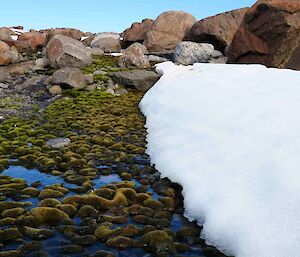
[
  {"left": 45, "top": 34, "right": 92, "bottom": 68},
  {"left": 143, "top": 11, "right": 197, "bottom": 51},
  {"left": 123, "top": 19, "right": 154, "bottom": 43},
  {"left": 0, "top": 28, "right": 12, "bottom": 41},
  {"left": 91, "top": 32, "right": 121, "bottom": 53},
  {"left": 0, "top": 41, "right": 12, "bottom": 65},
  {"left": 228, "top": 0, "right": 300, "bottom": 70},
  {"left": 190, "top": 8, "right": 248, "bottom": 53},
  {"left": 17, "top": 32, "right": 46, "bottom": 51},
  {"left": 42, "top": 28, "right": 86, "bottom": 41},
  {"left": 110, "top": 70, "right": 161, "bottom": 92},
  {"left": 173, "top": 42, "right": 214, "bottom": 65},
  {"left": 49, "top": 67, "right": 86, "bottom": 89},
  {"left": 119, "top": 43, "right": 150, "bottom": 68}
]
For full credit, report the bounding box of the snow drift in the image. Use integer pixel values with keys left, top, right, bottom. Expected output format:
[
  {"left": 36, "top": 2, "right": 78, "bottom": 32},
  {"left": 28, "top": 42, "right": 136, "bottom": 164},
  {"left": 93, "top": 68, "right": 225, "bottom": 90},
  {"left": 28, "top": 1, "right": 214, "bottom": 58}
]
[{"left": 140, "top": 62, "right": 300, "bottom": 257}]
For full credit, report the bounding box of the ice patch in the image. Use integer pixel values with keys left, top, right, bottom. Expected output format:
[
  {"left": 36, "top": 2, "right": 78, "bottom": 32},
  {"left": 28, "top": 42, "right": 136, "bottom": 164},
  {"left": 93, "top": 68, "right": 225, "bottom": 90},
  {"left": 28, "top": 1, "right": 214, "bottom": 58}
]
[{"left": 140, "top": 62, "right": 300, "bottom": 257}]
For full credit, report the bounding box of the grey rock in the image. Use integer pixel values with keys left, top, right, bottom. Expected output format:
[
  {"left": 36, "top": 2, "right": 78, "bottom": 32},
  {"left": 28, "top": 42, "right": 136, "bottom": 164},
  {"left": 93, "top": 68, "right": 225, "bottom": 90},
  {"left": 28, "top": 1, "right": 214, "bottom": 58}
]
[
  {"left": 84, "top": 74, "right": 94, "bottom": 84},
  {"left": 0, "top": 82, "right": 8, "bottom": 89},
  {"left": 50, "top": 67, "right": 86, "bottom": 89},
  {"left": 110, "top": 70, "right": 161, "bottom": 92},
  {"left": 147, "top": 55, "right": 168, "bottom": 63},
  {"left": 91, "top": 33, "right": 121, "bottom": 53},
  {"left": 46, "top": 34, "right": 92, "bottom": 69},
  {"left": 46, "top": 138, "right": 71, "bottom": 149},
  {"left": 173, "top": 42, "right": 214, "bottom": 65}
]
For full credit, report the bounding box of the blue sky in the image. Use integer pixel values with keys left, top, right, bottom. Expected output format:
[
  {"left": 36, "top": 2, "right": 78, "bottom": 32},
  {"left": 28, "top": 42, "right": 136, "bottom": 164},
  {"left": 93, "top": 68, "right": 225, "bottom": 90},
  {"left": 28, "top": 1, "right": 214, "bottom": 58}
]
[{"left": 1, "top": 1, "right": 256, "bottom": 33}]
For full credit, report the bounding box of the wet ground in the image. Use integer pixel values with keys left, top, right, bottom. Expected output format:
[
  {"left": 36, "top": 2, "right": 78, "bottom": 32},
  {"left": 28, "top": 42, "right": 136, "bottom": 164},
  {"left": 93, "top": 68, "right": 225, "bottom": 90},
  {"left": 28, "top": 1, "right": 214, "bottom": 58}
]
[{"left": 0, "top": 89, "right": 226, "bottom": 257}]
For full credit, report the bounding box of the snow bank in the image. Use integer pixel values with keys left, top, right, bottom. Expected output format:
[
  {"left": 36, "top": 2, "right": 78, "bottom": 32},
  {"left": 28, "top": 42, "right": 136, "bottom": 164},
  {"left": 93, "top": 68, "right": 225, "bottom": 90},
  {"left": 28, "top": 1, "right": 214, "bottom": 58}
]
[{"left": 140, "top": 62, "right": 300, "bottom": 257}]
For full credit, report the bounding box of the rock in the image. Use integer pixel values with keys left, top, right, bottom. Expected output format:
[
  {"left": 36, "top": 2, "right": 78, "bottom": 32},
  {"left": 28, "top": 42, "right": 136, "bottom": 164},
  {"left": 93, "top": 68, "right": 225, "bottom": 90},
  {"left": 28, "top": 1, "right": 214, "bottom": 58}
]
[
  {"left": 123, "top": 19, "right": 154, "bottom": 43},
  {"left": 144, "top": 11, "right": 197, "bottom": 51},
  {"left": 140, "top": 230, "right": 174, "bottom": 252},
  {"left": 110, "top": 70, "right": 161, "bottom": 92},
  {"left": 0, "top": 28, "right": 12, "bottom": 41},
  {"left": 119, "top": 42, "right": 150, "bottom": 68},
  {"left": 146, "top": 55, "right": 169, "bottom": 63},
  {"left": 89, "top": 47, "right": 104, "bottom": 56},
  {"left": 209, "top": 50, "right": 227, "bottom": 64},
  {"left": 49, "top": 67, "right": 86, "bottom": 89},
  {"left": 24, "top": 226, "right": 54, "bottom": 240},
  {"left": 0, "top": 83, "right": 8, "bottom": 89},
  {"left": 45, "top": 34, "right": 92, "bottom": 68},
  {"left": 173, "top": 42, "right": 214, "bottom": 65},
  {"left": 91, "top": 33, "right": 122, "bottom": 53},
  {"left": 9, "top": 46, "right": 20, "bottom": 63},
  {"left": 228, "top": 0, "right": 300, "bottom": 70},
  {"left": 30, "top": 207, "right": 70, "bottom": 226},
  {"left": 44, "top": 28, "right": 86, "bottom": 41},
  {"left": 17, "top": 32, "right": 46, "bottom": 51},
  {"left": 0, "top": 41, "right": 12, "bottom": 65},
  {"left": 84, "top": 74, "right": 94, "bottom": 84},
  {"left": 190, "top": 8, "right": 248, "bottom": 53},
  {"left": 32, "top": 57, "right": 48, "bottom": 71},
  {"left": 46, "top": 138, "right": 71, "bottom": 149},
  {"left": 49, "top": 85, "right": 63, "bottom": 95}
]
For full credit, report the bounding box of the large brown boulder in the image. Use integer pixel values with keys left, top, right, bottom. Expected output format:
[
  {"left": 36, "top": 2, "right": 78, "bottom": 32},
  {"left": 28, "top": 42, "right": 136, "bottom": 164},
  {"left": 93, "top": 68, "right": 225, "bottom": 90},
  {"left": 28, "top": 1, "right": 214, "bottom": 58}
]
[
  {"left": 17, "top": 32, "right": 46, "bottom": 51},
  {"left": 0, "top": 28, "right": 12, "bottom": 41},
  {"left": 119, "top": 42, "right": 150, "bottom": 68},
  {"left": 228, "top": 0, "right": 300, "bottom": 70},
  {"left": 42, "top": 28, "right": 86, "bottom": 41},
  {"left": 143, "top": 11, "right": 197, "bottom": 52},
  {"left": 0, "top": 41, "right": 12, "bottom": 65},
  {"left": 45, "top": 34, "right": 92, "bottom": 68},
  {"left": 123, "top": 19, "right": 154, "bottom": 43},
  {"left": 190, "top": 8, "right": 248, "bottom": 53}
]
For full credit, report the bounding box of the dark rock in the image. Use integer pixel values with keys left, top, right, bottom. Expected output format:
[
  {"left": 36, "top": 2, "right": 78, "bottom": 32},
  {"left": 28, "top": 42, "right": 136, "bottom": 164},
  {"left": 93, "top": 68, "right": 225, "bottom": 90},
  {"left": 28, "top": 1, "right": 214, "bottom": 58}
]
[
  {"left": 228, "top": 0, "right": 300, "bottom": 70},
  {"left": 110, "top": 70, "right": 161, "bottom": 92}
]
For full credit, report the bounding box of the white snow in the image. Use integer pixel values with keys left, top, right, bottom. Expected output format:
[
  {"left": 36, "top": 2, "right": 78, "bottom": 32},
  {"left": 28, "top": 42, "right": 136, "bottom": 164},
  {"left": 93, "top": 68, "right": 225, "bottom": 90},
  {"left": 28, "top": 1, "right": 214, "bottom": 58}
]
[{"left": 140, "top": 62, "right": 300, "bottom": 257}]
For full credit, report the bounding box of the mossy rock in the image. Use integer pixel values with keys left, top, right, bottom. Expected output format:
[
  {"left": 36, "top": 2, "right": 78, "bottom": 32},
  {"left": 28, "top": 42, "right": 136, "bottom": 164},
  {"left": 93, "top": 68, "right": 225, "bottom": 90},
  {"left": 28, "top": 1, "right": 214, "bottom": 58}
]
[
  {"left": 76, "top": 205, "right": 99, "bottom": 219},
  {"left": 38, "top": 188, "right": 64, "bottom": 200},
  {"left": 30, "top": 207, "right": 70, "bottom": 226},
  {"left": 56, "top": 204, "right": 77, "bottom": 217},
  {"left": 0, "top": 227, "right": 22, "bottom": 243},
  {"left": 106, "top": 236, "right": 136, "bottom": 249},
  {"left": 1, "top": 207, "right": 25, "bottom": 218},
  {"left": 24, "top": 226, "right": 54, "bottom": 240},
  {"left": 0, "top": 201, "right": 32, "bottom": 213},
  {"left": 140, "top": 230, "right": 174, "bottom": 253},
  {"left": 39, "top": 198, "right": 61, "bottom": 207},
  {"left": 94, "top": 225, "right": 121, "bottom": 241},
  {"left": 21, "top": 187, "right": 39, "bottom": 197}
]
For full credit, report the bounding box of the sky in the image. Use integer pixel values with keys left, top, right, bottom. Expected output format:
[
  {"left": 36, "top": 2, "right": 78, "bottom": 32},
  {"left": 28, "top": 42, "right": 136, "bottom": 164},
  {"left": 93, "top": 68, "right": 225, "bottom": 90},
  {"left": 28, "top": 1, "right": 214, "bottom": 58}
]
[{"left": 1, "top": 1, "right": 256, "bottom": 33}]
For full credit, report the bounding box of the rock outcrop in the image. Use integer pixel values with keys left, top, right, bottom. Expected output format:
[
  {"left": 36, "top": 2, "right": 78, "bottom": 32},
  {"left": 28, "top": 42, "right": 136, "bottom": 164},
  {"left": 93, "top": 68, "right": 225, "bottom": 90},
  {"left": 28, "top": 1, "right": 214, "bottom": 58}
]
[
  {"left": 45, "top": 34, "right": 92, "bottom": 68},
  {"left": 190, "top": 8, "right": 248, "bottom": 53},
  {"left": 143, "top": 11, "right": 197, "bottom": 52},
  {"left": 119, "top": 43, "right": 150, "bottom": 68},
  {"left": 123, "top": 19, "right": 154, "bottom": 44},
  {"left": 228, "top": 0, "right": 300, "bottom": 70},
  {"left": 91, "top": 33, "right": 121, "bottom": 53}
]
